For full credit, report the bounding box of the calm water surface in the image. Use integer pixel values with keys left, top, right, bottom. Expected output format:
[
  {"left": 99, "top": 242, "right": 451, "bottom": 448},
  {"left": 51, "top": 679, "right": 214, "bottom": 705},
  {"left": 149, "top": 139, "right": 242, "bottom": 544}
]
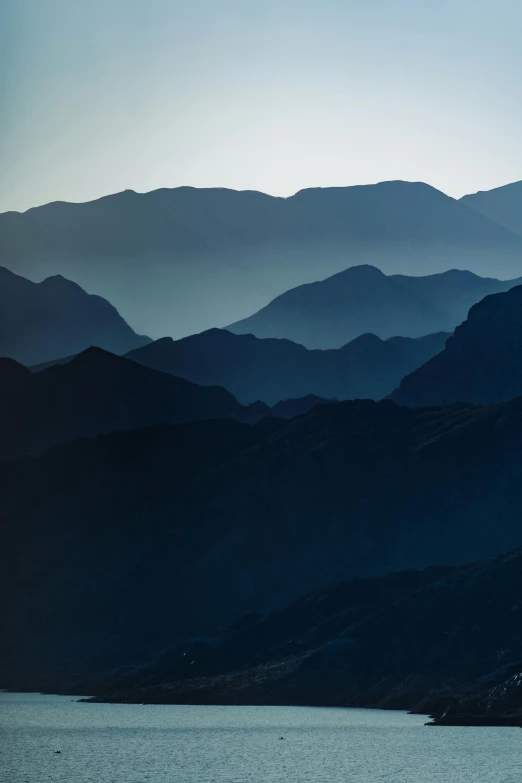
[{"left": 1, "top": 692, "right": 521, "bottom": 782}]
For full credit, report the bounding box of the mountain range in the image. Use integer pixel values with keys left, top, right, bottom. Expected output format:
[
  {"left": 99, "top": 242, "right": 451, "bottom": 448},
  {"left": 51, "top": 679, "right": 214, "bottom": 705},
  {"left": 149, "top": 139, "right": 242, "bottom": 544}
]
[
  {"left": 4, "top": 395, "right": 522, "bottom": 700},
  {"left": 0, "top": 348, "right": 268, "bottom": 458},
  {"left": 123, "top": 328, "right": 448, "bottom": 405},
  {"left": 1, "top": 346, "right": 345, "bottom": 458},
  {"left": 391, "top": 284, "right": 522, "bottom": 406},
  {"left": 2, "top": 180, "right": 522, "bottom": 339},
  {"left": 228, "top": 265, "right": 522, "bottom": 349},
  {"left": 4, "top": 177, "right": 522, "bottom": 728},
  {"left": 0, "top": 266, "right": 150, "bottom": 365}
]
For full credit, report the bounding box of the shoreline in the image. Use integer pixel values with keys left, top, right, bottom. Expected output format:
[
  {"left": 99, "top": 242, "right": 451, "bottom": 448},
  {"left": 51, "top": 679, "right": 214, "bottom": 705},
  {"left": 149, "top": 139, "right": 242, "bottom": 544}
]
[{"left": 4, "top": 687, "right": 517, "bottom": 728}]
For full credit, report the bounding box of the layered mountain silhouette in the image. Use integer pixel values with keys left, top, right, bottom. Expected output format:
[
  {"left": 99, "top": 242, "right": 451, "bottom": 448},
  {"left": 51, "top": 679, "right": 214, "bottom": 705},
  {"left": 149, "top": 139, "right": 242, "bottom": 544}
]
[
  {"left": 4, "top": 396, "right": 522, "bottom": 696},
  {"left": 122, "top": 328, "right": 448, "bottom": 405},
  {"left": 461, "top": 180, "right": 522, "bottom": 237},
  {"left": 391, "top": 284, "right": 522, "bottom": 406},
  {"left": 0, "top": 266, "right": 150, "bottom": 365},
  {"left": 5, "top": 177, "right": 522, "bottom": 726},
  {"left": 0, "top": 348, "right": 269, "bottom": 458},
  {"left": 228, "top": 265, "right": 522, "bottom": 349},
  {"left": 2, "top": 181, "right": 521, "bottom": 338}
]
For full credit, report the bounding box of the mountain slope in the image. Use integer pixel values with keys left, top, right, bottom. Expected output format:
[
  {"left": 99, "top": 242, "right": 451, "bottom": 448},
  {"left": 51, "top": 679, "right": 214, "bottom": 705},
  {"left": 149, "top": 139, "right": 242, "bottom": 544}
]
[
  {"left": 2, "top": 181, "right": 521, "bottom": 339},
  {"left": 228, "top": 266, "right": 522, "bottom": 349},
  {"left": 124, "top": 327, "right": 448, "bottom": 405},
  {"left": 0, "top": 348, "right": 262, "bottom": 458},
  {"left": 84, "top": 564, "right": 457, "bottom": 700},
  {"left": 391, "top": 284, "right": 522, "bottom": 406},
  {"left": 3, "top": 396, "right": 522, "bottom": 691},
  {"left": 461, "top": 180, "right": 522, "bottom": 237},
  {"left": 119, "top": 548, "right": 522, "bottom": 728},
  {"left": 0, "top": 266, "right": 150, "bottom": 365}
]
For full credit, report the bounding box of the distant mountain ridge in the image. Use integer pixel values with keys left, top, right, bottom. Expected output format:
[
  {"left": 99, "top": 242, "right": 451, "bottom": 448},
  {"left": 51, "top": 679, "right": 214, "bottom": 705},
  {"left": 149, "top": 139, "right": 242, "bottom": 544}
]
[
  {"left": 0, "top": 266, "right": 150, "bottom": 365},
  {"left": 391, "top": 284, "right": 522, "bottom": 406},
  {"left": 123, "top": 327, "right": 448, "bottom": 405},
  {"left": 4, "top": 180, "right": 517, "bottom": 254},
  {"left": 228, "top": 265, "right": 522, "bottom": 349},
  {"left": 461, "top": 179, "right": 522, "bottom": 237},
  {"left": 2, "top": 180, "right": 521, "bottom": 339}
]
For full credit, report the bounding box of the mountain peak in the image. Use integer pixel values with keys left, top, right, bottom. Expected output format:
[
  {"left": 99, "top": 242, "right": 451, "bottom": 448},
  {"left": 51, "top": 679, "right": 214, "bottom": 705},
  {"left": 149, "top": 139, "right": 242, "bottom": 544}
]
[
  {"left": 0, "top": 267, "right": 150, "bottom": 366},
  {"left": 341, "top": 332, "right": 384, "bottom": 348},
  {"left": 331, "top": 264, "right": 386, "bottom": 281},
  {"left": 0, "top": 356, "right": 32, "bottom": 380},
  {"left": 70, "top": 345, "right": 123, "bottom": 365},
  {"left": 290, "top": 180, "right": 441, "bottom": 199},
  {"left": 148, "top": 336, "right": 175, "bottom": 347},
  {"left": 57, "top": 346, "right": 129, "bottom": 374},
  {"left": 40, "top": 274, "right": 88, "bottom": 296},
  {"left": 228, "top": 264, "right": 522, "bottom": 349}
]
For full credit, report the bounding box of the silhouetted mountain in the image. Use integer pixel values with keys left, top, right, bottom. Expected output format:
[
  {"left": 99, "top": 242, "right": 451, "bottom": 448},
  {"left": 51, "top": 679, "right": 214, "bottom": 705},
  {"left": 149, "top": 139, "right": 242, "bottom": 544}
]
[
  {"left": 112, "top": 548, "right": 522, "bottom": 727},
  {"left": 391, "top": 284, "right": 522, "bottom": 406},
  {"left": 0, "top": 347, "right": 258, "bottom": 458},
  {"left": 271, "top": 394, "right": 333, "bottom": 419},
  {"left": 2, "top": 181, "right": 521, "bottom": 339},
  {"left": 83, "top": 565, "right": 456, "bottom": 700},
  {"left": 461, "top": 180, "right": 522, "bottom": 237},
  {"left": 0, "top": 266, "right": 150, "bottom": 365},
  {"left": 29, "top": 354, "right": 77, "bottom": 372},
  {"left": 228, "top": 265, "right": 522, "bottom": 349},
  {"left": 4, "top": 395, "right": 522, "bottom": 694},
  {"left": 124, "top": 327, "right": 448, "bottom": 405}
]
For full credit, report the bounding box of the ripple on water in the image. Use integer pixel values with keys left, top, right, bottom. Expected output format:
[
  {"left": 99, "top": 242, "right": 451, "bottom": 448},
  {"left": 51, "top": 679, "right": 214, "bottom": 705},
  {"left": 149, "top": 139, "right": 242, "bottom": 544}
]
[{"left": 1, "top": 692, "right": 521, "bottom": 783}]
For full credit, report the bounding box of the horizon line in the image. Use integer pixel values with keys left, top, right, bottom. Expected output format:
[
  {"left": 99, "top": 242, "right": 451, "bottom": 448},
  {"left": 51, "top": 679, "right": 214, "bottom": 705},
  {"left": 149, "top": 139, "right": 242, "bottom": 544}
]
[{"left": 3, "top": 177, "right": 522, "bottom": 217}]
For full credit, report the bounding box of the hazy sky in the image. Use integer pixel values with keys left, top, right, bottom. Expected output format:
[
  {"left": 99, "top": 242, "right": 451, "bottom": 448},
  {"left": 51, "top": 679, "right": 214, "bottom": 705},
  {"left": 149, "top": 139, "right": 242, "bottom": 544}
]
[{"left": 1, "top": 0, "right": 521, "bottom": 213}]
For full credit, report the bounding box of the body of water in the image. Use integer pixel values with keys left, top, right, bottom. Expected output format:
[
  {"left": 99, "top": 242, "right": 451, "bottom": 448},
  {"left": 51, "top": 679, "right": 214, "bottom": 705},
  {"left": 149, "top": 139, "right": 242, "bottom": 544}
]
[{"left": 1, "top": 692, "right": 521, "bottom": 782}]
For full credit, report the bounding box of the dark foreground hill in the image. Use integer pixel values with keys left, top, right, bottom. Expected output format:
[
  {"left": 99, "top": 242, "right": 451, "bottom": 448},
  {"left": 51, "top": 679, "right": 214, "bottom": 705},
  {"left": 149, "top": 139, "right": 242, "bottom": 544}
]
[
  {"left": 391, "top": 284, "right": 522, "bottom": 406},
  {"left": 0, "top": 266, "right": 150, "bottom": 365},
  {"left": 2, "top": 181, "right": 521, "bottom": 338},
  {"left": 0, "top": 348, "right": 268, "bottom": 458},
  {"left": 100, "top": 548, "right": 522, "bottom": 728},
  {"left": 3, "top": 396, "right": 522, "bottom": 697},
  {"left": 228, "top": 265, "right": 522, "bottom": 349},
  {"left": 124, "top": 328, "right": 448, "bottom": 405}
]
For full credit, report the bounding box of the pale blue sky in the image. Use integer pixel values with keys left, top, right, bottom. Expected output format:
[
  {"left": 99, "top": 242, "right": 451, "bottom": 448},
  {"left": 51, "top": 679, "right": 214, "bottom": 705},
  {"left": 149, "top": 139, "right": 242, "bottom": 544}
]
[{"left": 1, "top": 0, "right": 521, "bottom": 212}]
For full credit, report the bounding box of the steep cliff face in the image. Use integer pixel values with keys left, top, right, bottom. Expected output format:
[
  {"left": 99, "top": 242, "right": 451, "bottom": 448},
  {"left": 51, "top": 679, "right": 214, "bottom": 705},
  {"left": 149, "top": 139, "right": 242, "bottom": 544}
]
[{"left": 392, "top": 284, "right": 522, "bottom": 406}]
